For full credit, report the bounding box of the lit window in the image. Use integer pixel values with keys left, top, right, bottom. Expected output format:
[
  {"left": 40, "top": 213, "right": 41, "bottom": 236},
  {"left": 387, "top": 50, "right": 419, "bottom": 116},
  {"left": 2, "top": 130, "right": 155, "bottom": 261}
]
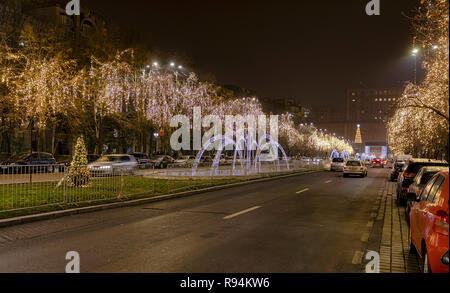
[
  {"left": 388, "top": 98, "right": 392, "bottom": 102},
  {"left": 384, "top": 98, "right": 387, "bottom": 102},
  {"left": 374, "top": 98, "right": 378, "bottom": 102}
]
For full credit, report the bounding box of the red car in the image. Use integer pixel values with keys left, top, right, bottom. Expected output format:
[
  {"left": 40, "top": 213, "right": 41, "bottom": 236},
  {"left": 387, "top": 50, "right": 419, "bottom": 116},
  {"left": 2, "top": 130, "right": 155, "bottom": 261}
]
[
  {"left": 371, "top": 158, "right": 384, "bottom": 168},
  {"left": 409, "top": 171, "right": 449, "bottom": 273}
]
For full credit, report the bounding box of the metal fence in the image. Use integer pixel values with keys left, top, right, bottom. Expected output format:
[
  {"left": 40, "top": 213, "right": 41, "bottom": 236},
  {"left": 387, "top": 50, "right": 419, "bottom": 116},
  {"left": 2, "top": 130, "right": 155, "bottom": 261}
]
[{"left": 0, "top": 160, "right": 329, "bottom": 215}]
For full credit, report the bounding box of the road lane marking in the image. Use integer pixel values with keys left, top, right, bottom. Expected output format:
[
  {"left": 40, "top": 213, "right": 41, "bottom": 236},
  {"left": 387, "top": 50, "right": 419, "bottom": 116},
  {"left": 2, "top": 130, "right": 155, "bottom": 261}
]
[
  {"left": 352, "top": 251, "right": 363, "bottom": 265},
  {"left": 223, "top": 206, "right": 262, "bottom": 220},
  {"left": 325, "top": 180, "right": 333, "bottom": 184},
  {"left": 296, "top": 188, "right": 310, "bottom": 194}
]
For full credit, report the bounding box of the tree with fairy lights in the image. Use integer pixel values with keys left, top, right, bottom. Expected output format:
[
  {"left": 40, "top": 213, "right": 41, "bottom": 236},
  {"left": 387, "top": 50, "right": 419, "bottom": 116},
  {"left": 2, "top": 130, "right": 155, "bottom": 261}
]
[
  {"left": 388, "top": 0, "right": 449, "bottom": 160},
  {"left": 68, "top": 135, "right": 90, "bottom": 187}
]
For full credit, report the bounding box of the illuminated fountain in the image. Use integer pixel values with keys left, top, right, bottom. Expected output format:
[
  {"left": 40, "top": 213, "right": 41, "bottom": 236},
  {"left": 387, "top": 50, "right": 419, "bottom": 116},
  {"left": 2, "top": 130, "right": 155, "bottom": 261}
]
[{"left": 192, "top": 133, "right": 290, "bottom": 177}]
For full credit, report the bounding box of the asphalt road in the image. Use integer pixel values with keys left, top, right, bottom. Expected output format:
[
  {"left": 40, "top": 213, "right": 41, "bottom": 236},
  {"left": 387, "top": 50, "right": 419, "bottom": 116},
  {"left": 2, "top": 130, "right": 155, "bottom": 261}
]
[{"left": 0, "top": 168, "right": 389, "bottom": 273}]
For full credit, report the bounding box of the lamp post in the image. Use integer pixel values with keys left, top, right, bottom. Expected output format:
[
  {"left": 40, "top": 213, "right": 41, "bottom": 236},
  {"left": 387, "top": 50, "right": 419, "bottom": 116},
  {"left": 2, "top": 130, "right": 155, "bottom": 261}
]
[{"left": 411, "top": 48, "right": 419, "bottom": 85}]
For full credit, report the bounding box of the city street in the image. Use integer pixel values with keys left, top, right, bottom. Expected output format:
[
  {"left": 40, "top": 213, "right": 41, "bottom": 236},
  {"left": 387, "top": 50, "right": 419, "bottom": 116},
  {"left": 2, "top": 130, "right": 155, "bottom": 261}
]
[{"left": 0, "top": 168, "right": 394, "bottom": 273}]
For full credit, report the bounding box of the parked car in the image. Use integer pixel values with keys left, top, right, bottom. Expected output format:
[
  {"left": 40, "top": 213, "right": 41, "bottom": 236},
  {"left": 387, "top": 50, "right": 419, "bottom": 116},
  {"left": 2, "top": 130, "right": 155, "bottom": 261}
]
[
  {"left": 408, "top": 170, "right": 449, "bottom": 273},
  {"left": 371, "top": 158, "right": 384, "bottom": 168},
  {"left": 390, "top": 161, "right": 406, "bottom": 181},
  {"left": 174, "top": 155, "right": 196, "bottom": 167},
  {"left": 151, "top": 155, "right": 175, "bottom": 169},
  {"left": 129, "top": 153, "right": 150, "bottom": 167},
  {"left": 88, "top": 154, "right": 138, "bottom": 176},
  {"left": 343, "top": 160, "right": 368, "bottom": 178},
  {"left": 330, "top": 157, "right": 345, "bottom": 172},
  {"left": 406, "top": 166, "right": 449, "bottom": 222},
  {"left": 58, "top": 154, "right": 100, "bottom": 168},
  {"left": 1, "top": 152, "right": 56, "bottom": 174},
  {"left": 397, "top": 159, "right": 449, "bottom": 205}
]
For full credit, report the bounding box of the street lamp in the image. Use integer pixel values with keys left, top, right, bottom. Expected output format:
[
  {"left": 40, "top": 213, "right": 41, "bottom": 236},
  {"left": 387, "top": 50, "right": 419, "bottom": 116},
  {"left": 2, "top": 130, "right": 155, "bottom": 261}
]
[
  {"left": 170, "top": 62, "right": 175, "bottom": 67},
  {"left": 411, "top": 48, "right": 419, "bottom": 84}
]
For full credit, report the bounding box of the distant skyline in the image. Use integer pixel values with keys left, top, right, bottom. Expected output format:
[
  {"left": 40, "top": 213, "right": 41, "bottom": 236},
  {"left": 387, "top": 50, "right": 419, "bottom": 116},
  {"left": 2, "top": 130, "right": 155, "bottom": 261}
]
[{"left": 87, "top": 0, "right": 424, "bottom": 109}]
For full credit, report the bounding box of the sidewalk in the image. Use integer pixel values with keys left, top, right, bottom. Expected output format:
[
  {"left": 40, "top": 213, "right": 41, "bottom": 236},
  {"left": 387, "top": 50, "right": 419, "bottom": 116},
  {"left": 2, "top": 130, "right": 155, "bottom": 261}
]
[{"left": 363, "top": 178, "right": 421, "bottom": 273}]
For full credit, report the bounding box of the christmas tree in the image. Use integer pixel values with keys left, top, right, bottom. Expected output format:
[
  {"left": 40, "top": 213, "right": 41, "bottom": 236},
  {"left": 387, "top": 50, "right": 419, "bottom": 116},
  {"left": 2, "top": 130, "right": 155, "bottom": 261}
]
[
  {"left": 68, "top": 135, "right": 90, "bottom": 187},
  {"left": 355, "top": 125, "right": 363, "bottom": 144}
]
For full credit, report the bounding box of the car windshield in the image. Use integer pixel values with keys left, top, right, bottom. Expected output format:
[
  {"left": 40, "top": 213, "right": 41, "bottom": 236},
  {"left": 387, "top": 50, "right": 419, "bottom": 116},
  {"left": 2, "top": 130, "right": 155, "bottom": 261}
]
[
  {"left": 97, "top": 156, "right": 126, "bottom": 162},
  {"left": 408, "top": 163, "right": 449, "bottom": 174},
  {"left": 332, "top": 158, "right": 344, "bottom": 163},
  {"left": 346, "top": 161, "right": 361, "bottom": 166}
]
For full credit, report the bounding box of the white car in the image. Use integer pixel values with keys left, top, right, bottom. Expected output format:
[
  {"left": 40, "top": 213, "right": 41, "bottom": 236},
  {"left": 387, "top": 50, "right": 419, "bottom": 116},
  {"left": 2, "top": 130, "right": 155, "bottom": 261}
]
[
  {"left": 343, "top": 160, "right": 368, "bottom": 178},
  {"left": 331, "top": 158, "right": 345, "bottom": 172},
  {"left": 88, "top": 154, "right": 138, "bottom": 176}
]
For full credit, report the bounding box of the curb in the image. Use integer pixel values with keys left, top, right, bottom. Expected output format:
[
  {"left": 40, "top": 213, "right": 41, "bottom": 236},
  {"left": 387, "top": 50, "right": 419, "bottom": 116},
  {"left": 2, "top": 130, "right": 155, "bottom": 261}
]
[{"left": 0, "top": 169, "right": 323, "bottom": 228}]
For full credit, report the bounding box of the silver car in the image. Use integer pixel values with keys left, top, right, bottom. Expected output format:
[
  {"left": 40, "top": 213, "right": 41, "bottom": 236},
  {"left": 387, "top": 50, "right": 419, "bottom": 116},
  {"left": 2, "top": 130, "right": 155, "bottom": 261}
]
[
  {"left": 343, "top": 160, "right": 368, "bottom": 177},
  {"left": 331, "top": 158, "right": 345, "bottom": 172},
  {"left": 88, "top": 155, "right": 138, "bottom": 176}
]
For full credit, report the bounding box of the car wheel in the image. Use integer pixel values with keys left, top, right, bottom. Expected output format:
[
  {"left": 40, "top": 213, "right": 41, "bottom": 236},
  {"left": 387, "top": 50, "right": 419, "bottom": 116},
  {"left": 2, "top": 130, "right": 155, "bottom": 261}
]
[{"left": 423, "top": 249, "right": 432, "bottom": 273}]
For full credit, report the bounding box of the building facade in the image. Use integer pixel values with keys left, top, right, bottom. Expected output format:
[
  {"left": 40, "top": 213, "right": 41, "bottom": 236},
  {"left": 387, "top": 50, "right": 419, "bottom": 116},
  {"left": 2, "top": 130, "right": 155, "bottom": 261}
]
[{"left": 311, "top": 88, "right": 402, "bottom": 156}]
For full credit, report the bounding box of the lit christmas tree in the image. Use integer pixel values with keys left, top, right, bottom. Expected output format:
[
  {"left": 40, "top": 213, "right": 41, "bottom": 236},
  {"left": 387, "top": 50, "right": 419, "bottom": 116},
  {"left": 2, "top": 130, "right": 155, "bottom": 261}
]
[{"left": 68, "top": 135, "right": 90, "bottom": 187}]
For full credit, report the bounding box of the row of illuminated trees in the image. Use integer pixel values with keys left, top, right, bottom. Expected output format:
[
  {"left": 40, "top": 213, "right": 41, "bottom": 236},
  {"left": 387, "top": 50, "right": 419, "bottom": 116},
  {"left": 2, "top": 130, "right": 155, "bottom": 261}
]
[
  {"left": 0, "top": 24, "right": 353, "bottom": 158},
  {"left": 388, "top": 0, "right": 449, "bottom": 160}
]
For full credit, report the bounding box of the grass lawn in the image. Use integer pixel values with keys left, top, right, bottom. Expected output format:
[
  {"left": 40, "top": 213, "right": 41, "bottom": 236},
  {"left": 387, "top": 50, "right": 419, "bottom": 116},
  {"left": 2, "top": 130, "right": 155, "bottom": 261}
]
[{"left": 0, "top": 175, "right": 245, "bottom": 219}]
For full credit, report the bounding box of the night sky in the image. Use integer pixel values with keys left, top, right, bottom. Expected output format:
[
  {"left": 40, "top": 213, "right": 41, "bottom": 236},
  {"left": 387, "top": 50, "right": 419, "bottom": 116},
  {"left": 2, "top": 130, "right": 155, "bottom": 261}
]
[{"left": 87, "top": 0, "right": 422, "bottom": 109}]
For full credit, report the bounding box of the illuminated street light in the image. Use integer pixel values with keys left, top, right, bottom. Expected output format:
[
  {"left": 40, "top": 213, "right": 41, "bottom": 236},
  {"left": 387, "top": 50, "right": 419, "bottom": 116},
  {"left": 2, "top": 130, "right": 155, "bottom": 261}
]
[
  {"left": 411, "top": 48, "right": 419, "bottom": 56},
  {"left": 170, "top": 62, "right": 175, "bottom": 67},
  {"left": 178, "top": 65, "right": 183, "bottom": 70},
  {"left": 153, "top": 62, "right": 159, "bottom": 67},
  {"left": 432, "top": 45, "right": 439, "bottom": 50}
]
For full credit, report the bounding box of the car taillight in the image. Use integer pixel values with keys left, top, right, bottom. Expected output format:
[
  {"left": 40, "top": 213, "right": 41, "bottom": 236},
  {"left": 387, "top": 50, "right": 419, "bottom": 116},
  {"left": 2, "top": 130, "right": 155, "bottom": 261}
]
[
  {"left": 404, "top": 173, "right": 416, "bottom": 177},
  {"left": 435, "top": 210, "right": 449, "bottom": 236}
]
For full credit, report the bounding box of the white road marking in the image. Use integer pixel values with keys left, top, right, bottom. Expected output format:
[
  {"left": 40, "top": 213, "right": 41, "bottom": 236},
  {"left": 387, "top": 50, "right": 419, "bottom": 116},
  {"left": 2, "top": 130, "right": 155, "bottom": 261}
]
[
  {"left": 352, "top": 251, "right": 363, "bottom": 265},
  {"left": 296, "top": 188, "right": 310, "bottom": 194},
  {"left": 325, "top": 180, "right": 333, "bottom": 184},
  {"left": 223, "top": 206, "right": 262, "bottom": 220}
]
